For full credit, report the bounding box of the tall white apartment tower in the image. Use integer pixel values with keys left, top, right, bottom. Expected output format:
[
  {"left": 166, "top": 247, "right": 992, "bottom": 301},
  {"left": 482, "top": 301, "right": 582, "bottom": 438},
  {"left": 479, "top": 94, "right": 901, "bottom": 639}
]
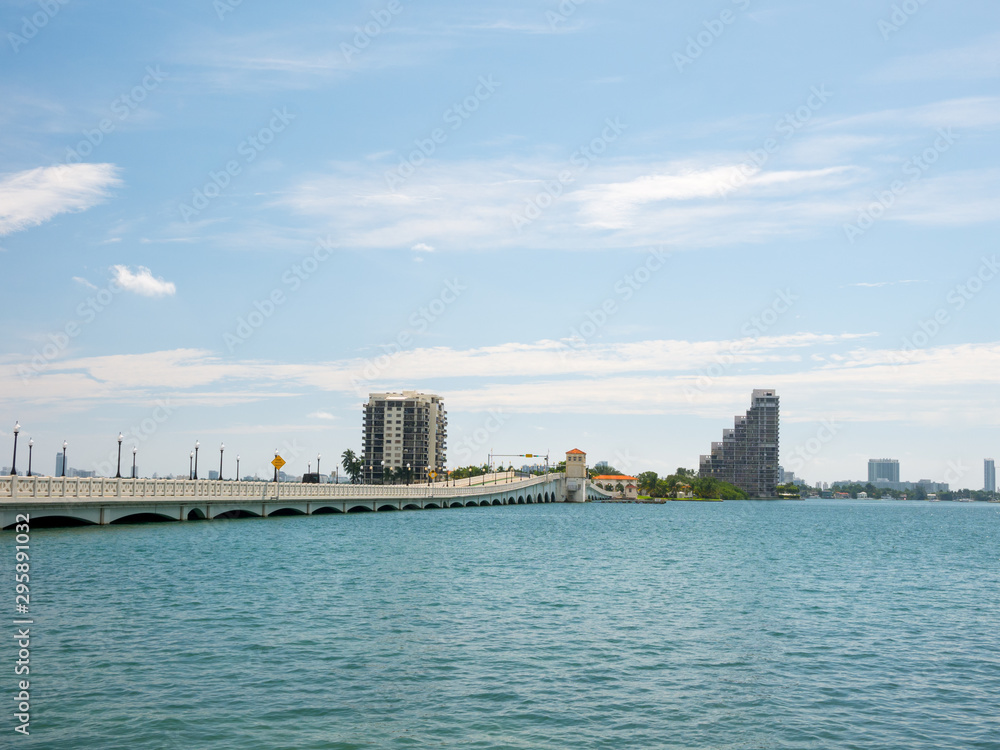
[
  {"left": 363, "top": 391, "right": 447, "bottom": 483},
  {"left": 985, "top": 459, "right": 996, "bottom": 493}
]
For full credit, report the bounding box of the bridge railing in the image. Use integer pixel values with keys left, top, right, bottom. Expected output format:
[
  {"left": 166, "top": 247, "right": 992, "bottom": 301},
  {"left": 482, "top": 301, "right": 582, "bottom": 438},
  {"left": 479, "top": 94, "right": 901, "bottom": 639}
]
[{"left": 0, "top": 473, "right": 564, "bottom": 503}]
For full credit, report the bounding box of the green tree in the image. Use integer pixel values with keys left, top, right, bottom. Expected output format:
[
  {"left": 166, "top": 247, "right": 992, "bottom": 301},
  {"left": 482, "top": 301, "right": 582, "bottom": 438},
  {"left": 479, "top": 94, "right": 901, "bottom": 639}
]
[
  {"left": 637, "top": 471, "right": 658, "bottom": 495},
  {"left": 341, "top": 449, "right": 363, "bottom": 484}
]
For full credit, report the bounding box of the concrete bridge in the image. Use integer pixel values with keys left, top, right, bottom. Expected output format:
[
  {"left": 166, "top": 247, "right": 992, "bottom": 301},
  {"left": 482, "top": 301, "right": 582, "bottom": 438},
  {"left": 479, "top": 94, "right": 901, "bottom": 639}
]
[{"left": 0, "top": 473, "right": 611, "bottom": 529}]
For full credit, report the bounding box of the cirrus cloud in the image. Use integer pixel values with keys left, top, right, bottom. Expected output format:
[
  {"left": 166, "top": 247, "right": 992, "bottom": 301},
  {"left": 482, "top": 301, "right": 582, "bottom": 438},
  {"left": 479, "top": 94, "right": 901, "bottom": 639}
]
[{"left": 0, "top": 163, "right": 122, "bottom": 236}]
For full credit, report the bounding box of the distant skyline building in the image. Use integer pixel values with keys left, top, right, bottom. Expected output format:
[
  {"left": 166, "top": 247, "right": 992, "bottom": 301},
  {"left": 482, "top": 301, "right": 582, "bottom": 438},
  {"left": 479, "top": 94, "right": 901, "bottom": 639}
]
[
  {"left": 363, "top": 391, "right": 447, "bottom": 484},
  {"left": 986, "top": 459, "right": 996, "bottom": 493},
  {"left": 699, "top": 389, "right": 780, "bottom": 498},
  {"left": 868, "top": 458, "right": 900, "bottom": 484}
]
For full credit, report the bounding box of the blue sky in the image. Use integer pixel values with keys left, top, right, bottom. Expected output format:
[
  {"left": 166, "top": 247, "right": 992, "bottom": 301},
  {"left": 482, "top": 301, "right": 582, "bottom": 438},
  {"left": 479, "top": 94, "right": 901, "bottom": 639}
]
[{"left": 2, "top": 0, "right": 998, "bottom": 485}]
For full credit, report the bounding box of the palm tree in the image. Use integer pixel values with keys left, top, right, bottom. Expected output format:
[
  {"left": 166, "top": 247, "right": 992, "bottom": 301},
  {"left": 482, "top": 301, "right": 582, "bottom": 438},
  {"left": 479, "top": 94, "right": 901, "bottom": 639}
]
[{"left": 341, "top": 449, "right": 362, "bottom": 484}]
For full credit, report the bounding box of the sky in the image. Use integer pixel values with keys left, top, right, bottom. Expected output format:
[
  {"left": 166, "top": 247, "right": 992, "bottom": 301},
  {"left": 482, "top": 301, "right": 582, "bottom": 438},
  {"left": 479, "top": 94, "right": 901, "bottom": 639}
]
[{"left": 1, "top": 0, "right": 998, "bottom": 486}]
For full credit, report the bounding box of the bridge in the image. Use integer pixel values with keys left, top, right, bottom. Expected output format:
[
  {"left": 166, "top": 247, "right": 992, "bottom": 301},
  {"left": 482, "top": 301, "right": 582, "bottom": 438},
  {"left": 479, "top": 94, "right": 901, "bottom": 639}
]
[{"left": 0, "top": 473, "right": 612, "bottom": 529}]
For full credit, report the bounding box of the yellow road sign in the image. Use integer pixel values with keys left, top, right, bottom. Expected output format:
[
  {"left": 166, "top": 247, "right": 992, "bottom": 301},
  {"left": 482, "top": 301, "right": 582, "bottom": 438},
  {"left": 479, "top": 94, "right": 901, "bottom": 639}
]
[{"left": 271, "top": 455, "right": 286, "bottom": 469}]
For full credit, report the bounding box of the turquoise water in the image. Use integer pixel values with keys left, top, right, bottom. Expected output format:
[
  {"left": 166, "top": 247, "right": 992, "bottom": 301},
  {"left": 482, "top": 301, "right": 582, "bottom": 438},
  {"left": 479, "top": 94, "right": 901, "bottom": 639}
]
[{"left": 8, "top": 500, "right": 1000, "bottom": 749}]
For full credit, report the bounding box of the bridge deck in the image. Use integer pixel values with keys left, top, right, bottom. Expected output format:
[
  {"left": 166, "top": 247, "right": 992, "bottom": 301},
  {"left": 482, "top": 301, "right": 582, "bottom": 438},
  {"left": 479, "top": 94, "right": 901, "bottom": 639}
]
[{"left": 0, "top": 474, "right": 580, "bottom": 528}]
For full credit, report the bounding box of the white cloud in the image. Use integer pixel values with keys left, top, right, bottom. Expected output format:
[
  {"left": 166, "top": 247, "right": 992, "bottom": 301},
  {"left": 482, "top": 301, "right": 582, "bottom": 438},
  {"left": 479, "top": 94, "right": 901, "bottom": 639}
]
[
  {"left": 308, "top": 411, "right": 337, "bottom": 420},
  {"left": 0, "top": 164, "right": 121, "bottom": 236},
  {"left": 411, "top": 242, "right": 435, "bottom": 252},
  {"left": 110, "top": 266, "right": 177, "bottom": 297},
  {"left": 4, "top": 338, "right": 1000, "bottom": 427},
  {"left": 72, "top": 276, "right": 98, "bottom": 290}
]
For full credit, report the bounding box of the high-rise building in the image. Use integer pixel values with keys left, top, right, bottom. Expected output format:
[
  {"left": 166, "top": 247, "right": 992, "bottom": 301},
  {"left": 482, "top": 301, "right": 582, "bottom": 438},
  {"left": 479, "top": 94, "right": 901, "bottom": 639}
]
[
  {"left": 868, "top": 458, "right": 900, "bottom": 484},
  {"left": 699, "top": 389, "right": 779, "bottom": 498},
  {"left": 55, "top": 452, "right": 63, "bottom": 477},
  {"left": 363, "top": 391, "right": 447, "bottom": 483},
  {"left": 986, "top": 459, "right": 996, "bottom": 493}
]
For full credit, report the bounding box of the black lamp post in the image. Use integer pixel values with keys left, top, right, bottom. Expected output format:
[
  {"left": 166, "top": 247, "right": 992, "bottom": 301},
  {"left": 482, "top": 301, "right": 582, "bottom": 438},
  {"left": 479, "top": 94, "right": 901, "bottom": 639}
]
[
  {"left": 274, "top": 450, "right": 279, "bottom": 483},
  {"left": 115, "top": 432, "right": 123, "bottom": 478},
  {"left": 193, "top": 440, "right": 200, "bottom": 480},
  {"left": 219, "top": 442, "right": 224, "bottom": 480},
  {"left": 236, "top": 454, "right": 240, "bottom": 481},
  {"left": 27, "top": 438, "right": 33, "bottom": 477},
  {"left": 317, "top": 453, "right": 321, "bottom": 480},
  {"left": 10, "top": 421, "right": 19, "bottom": 475},
  {"left": 132, "top": 445, "right": 137, "bottom": 479},
  {"left": 61, "top": 440, "right": 67, "bottom": 477},
  {"left": 189, "top": 451, "right": 194, "bottom": 480},
  {"left": 406, "top": 463, "right": 411, "bottom": 486}
]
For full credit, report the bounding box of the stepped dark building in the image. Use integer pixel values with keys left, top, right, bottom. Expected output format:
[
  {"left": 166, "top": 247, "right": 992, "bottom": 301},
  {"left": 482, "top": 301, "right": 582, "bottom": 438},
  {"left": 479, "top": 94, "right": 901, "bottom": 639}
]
[{"left": 699, "top": 389, "right": 780, "bottom": 498}]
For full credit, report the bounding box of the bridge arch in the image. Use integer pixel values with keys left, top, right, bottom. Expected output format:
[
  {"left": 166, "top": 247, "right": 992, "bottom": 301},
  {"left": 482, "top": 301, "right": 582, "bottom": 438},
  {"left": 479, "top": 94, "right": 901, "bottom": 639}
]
[
  {"left": 110, "top": 512, "right": 176, "bottom": 525},
  {"left": 450, "top": 501, "right": 464, "bottom": 509},
  {"left": 347, "top": 505, "right": 373, "bottom": 513},
  {"left": 377, "top": 504, "right": 399, "bottom": 512},
  {"left": 517, "top": 495, "right": 525, "bottom": 504},
  {"left": 313, "top": 506, "right": 344, "bottom": 515},
  {"left": 492, "top": 499, "right": 502, "bottom": 506},
  {"left": 403, "top": 503, "right": 421, "bottom": 511},
  {"left": 214, "top": 509, "right": 261, "bottom": 520},
  {"left": 268, "top": 508, "right": 307, "bottom": 517},
  {"left": 4, "top": 514, "right": 96, "bottom": 530},
  {"left": 187, "top": 508, "right": 207, "bottom": 520}
]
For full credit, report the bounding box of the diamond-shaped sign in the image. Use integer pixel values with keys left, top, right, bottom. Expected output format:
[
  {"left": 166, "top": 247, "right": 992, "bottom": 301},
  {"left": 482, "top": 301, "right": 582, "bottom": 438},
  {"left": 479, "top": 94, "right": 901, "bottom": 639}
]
[{"left": 271, "top": 455, "right": 286, "bottom": 470}]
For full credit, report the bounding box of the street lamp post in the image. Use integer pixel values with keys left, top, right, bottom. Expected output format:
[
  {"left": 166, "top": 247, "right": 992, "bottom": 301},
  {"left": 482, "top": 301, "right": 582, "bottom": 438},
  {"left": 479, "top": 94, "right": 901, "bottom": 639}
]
[
  {"left": 381, "top": 460, "right": 387, "bottom": 485},
  {"left": 132, "top": 445, "right": 137, "bottom": 479},
  {"left": 61, "top": 441, "right": 67, "bottom": 477},
  {"left": 27, "top": 438, "right": 33, "bottom": 477},
  {"left": 406, "top": 463, "right": 411, "bottom": 486},
  {"left": 115, "top": 432, "right": 123, "bottom": 478},
  {"left": 189, "top": 451, "right": 194, "bottom": 480},
  {"left": 10, "top": 421, "right": 19, "bottom": 475},
  {"left": 219, "top": 443, "right": 224, "bottom": 480},
  {"left": 193, "top": 441, "right": 200, "bottom": 480},
  {"left": 274, "top": 450, "right": 279, "bottom": 483},
  {"left": 236, "top": 454, "right": 240, "bottom": 481},
  {"left": 317, "top": 453, "right": 321, "bottom": 481}
]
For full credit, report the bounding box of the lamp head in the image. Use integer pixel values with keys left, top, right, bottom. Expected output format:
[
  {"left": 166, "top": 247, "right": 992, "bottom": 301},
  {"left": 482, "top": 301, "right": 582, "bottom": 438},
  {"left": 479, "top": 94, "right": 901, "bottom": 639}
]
[
  {"left": 118, "top": 432, "right": 123, "bottom": 444},
  {"left": 63, "top": 440, "right": 68, "bottom": 449},
  {"left": 13, "top": 421, "right": 19, "bottom": 435}
]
